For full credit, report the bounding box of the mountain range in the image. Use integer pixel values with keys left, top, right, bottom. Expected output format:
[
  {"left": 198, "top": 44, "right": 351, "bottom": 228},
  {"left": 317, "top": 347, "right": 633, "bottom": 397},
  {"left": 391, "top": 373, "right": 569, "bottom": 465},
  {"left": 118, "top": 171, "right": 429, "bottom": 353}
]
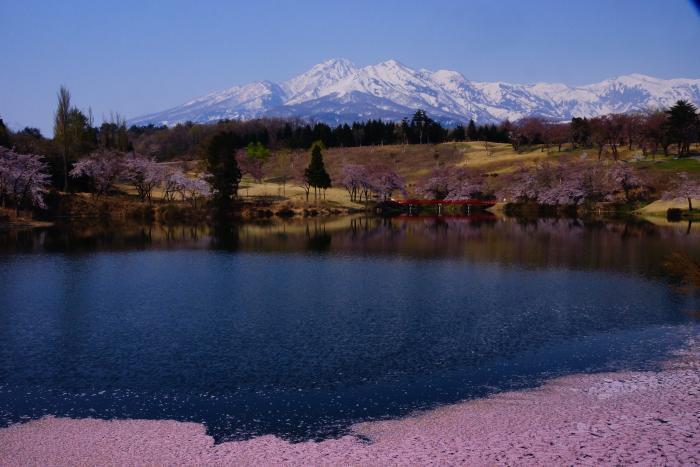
[{"left": 130, "top": 58, "right": 700, "bottom": 127}]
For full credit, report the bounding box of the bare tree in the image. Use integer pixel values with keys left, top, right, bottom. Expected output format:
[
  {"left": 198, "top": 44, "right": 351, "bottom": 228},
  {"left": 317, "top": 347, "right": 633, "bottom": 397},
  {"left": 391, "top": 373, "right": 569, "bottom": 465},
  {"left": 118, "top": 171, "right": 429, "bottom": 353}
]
[{"left": 642, "top": 110, "right": 670, "bottom": 159}]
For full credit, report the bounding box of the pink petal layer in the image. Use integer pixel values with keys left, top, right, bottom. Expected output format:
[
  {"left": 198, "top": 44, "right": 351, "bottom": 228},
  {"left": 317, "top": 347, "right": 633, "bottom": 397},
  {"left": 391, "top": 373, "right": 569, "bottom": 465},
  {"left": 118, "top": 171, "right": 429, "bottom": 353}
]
[{"left": 1, "top": 342, "right": 698, "bottom": 466}]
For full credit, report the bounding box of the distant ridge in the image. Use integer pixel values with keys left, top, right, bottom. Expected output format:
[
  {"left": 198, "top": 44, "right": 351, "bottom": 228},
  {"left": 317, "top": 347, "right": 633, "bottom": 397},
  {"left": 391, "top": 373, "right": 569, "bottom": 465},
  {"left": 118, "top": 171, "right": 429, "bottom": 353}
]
[{"left": 130, "top": 59, "right": 700, "bottom": 127}]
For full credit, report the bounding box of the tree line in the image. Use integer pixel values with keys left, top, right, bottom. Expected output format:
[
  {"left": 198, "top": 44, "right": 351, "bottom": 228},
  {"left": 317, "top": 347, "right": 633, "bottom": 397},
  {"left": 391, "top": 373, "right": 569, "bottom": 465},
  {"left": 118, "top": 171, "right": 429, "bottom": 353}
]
[
  {"left": 508, "top": 100, "right": 699, "bottom": 159},
  {"left": 123, "top": 101, "right": 698, "bottom": 161}
]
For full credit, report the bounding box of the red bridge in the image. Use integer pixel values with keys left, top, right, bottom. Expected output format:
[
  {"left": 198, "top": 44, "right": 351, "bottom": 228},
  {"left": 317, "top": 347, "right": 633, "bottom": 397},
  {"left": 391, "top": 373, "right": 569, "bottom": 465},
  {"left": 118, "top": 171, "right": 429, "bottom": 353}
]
[
  {"left": 394, "top": 199, "right": 496, "bottom": 207},
  {"left": 379, "top": 198, "right": 497, "bottom": 215}
]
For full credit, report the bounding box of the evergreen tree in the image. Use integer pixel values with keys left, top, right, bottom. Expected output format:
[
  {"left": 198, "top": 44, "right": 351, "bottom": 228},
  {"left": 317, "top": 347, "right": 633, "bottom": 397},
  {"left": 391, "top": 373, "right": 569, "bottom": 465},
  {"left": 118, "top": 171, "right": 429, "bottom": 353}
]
[
  {"left": 68, "top": 108, "right": 97, "bottom": 156},
  {"left": 666, "top": 100, "right": 698, "bottom": 156},
  {"left": 304, "top": 142, "right": 331, "bottom": 200},
  {"left": 278, "top": 123, "right": 293, "bottom": 142},
  {"left": 570, "top": 117, "right": 591, "bottom": 148},
  {"left": 400, "top": 118, "right": 410, "bottom": 145},
  {"left": 204, "top": 131, "right": 242, "bottom": 209},
  {"left": 467, "top": 119, "right": 477, "bottom": 141},
  {"left": 411, "top": 109, "right": 430, "bottom": 144},
  {"left": 0, "top": 118, "right": 10, "bottom": 148},
  {"left": 336, "top": 123, "right": 354, "bottom": 147},
  {"left": 451, "top": 125, "right": 466, "bottom": 142}
]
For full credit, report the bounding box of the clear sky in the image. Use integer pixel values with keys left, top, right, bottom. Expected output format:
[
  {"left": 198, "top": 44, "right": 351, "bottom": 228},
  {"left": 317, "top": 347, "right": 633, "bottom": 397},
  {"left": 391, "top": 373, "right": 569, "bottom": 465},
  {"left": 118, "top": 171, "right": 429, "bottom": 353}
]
[{"left": 1, "top": 0, "right": 699, "bottom": 134}]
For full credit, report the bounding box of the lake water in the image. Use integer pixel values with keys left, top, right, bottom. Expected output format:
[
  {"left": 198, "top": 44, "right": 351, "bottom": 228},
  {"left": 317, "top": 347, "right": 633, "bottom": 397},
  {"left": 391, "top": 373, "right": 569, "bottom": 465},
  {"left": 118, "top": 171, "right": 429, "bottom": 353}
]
[{"left": 0, "top": 216, "right": 698, "bottom": 441}]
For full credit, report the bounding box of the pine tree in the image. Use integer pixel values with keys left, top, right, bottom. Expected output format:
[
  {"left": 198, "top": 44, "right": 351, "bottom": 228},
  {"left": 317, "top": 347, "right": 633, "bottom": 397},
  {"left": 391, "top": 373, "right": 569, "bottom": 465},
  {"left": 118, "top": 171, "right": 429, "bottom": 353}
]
[
  {"left": 666, "top": 100, "right": 698, "bottom": 156},
  {"left": 204, "top": 132, "right": 242, "bottom": 209},
  {"left": 411, "top": 109, "right": 431, "bottom": 144},
  {"left": 467, "top": 119, "right": 477, "bottom": 141},
  {"left": 451, "top": 125, "right": 466, "bottom": 142},
  {"left": 304, "top": 142, "right": 331, "bottom": 200},
  {"left": 0, "top": 118, "right": 10, "bottom": 148}
]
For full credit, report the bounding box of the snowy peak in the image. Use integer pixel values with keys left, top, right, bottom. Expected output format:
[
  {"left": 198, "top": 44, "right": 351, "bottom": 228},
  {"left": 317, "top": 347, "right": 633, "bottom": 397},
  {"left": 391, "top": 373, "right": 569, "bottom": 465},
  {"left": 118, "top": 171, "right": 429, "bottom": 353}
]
[
  {"left": 282, "top": 58, "right": 357, "bottom": 99},
  {"left": 431, "top": 69, "right": 468, "bottom": 85},
  {"left": 130, "top": 59, "right": 700, "bottom": 127}
]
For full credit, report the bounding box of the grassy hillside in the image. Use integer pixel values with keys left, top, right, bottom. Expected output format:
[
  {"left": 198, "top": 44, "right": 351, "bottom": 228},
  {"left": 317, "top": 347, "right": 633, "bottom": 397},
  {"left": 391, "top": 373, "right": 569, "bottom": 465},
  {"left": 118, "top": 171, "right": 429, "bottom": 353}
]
[
  {"left": 263, "top": 141, "right": 699, "bottom": 192},
  {"left": 236, "top": 142, "right": 577, "bottom": 209},
  {"left": 141, "top": 141, "right": 700, "bottom": 213}
]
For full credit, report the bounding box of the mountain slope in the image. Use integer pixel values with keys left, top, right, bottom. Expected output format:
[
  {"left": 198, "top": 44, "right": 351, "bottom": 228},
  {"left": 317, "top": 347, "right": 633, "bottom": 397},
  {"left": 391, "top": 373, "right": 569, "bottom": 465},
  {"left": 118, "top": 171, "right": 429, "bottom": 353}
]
[{"left": 130, "top": 59, "right": 700, "bottom": 127}]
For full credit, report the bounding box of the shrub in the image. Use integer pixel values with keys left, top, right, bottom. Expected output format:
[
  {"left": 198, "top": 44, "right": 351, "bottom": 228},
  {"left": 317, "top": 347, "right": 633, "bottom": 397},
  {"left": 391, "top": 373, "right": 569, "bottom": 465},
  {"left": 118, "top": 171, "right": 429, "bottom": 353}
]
[{"left": 667, "top": 208, "right": 683, "bottom": 222}]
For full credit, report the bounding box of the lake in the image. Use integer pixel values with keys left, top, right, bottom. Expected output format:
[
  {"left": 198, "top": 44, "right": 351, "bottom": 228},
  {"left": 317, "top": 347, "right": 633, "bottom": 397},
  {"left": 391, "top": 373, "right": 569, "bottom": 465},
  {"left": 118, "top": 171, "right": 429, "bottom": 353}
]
[{"left": 0, "top": 215, "right": 698, "bottom": 442}]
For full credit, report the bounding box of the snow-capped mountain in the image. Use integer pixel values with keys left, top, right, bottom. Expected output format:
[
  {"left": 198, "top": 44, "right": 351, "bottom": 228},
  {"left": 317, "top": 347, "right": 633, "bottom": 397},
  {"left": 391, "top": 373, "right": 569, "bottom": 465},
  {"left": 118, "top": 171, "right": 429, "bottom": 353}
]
[{"left": 130, "top": 59, "right": 700, "bottom": 127}]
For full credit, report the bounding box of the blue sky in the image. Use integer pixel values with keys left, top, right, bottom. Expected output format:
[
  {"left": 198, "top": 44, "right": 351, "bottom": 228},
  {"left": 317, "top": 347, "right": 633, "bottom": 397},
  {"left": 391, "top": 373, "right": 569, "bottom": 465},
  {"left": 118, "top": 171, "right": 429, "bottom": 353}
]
[{"left": 1, "top": 0, "right": 699, "bottom": 134}]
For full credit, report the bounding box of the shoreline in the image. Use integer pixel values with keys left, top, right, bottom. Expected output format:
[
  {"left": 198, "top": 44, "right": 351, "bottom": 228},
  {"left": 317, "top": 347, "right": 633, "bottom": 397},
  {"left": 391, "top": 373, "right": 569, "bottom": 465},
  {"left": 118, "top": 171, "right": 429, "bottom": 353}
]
[{"left": 1, "top": 341, "right": 697, "bottom": 465}]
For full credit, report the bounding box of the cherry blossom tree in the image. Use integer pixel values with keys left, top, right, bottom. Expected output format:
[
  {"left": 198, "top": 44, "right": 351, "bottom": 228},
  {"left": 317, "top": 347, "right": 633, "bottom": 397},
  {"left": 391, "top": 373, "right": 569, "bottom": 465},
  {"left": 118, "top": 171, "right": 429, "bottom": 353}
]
[
  {"left": 444, "top": 169, "right": 491, "bottom": 201},
  {"left": 69, "top": 149, "right": 124, "bottom": 198},
  {"left": 418, "top": 167, "right": 491, "bottom": 201},
  {"left": 662, "top": 172, "right": 700, "bottom": 211},
  {"left": 574, "top": 161, "right": 614, "bottom": 202},
  {"left": 500, "top": 163, "right": 555, "bottom": 203},
  {"left": 607, "top": 161, "right": 645, "bottom": 202},
  {"left": 502, "top": 161, "right": 584, "bottom": 206},
  {"left": 161, "top": 168, "right": 211, "bottom": 206},
  {"left": 535, "top": 173, "right": 586, "bottom": 206},
  {"left": 123, "top": 153, "right": 165, "bottom": 202},
  {"left": 501, "top": 159, "right": 646, "bottom": 207},
  {"left": 0, "top": 147, "right": 51, "bottom": 214},
  {"left": 181, "top": 173, "right": 211, "bottom": 207},
  {"left": 339, "top": 163, "right": 371, "bottom": 202},
  {"left": 162, "top": 168, "right": 189, "bottom": 201},
  {"left": 162, "top": 170, "right": 181, "bottom": 201},
  {"left": 418, "top": 168, "right": 456, "bottom": 200},
  {"left": 369, "top": 166, "right": 406, "bottom": 201},
  {"left": 445, "top": 178, "right": 487, "bottom": 201}
]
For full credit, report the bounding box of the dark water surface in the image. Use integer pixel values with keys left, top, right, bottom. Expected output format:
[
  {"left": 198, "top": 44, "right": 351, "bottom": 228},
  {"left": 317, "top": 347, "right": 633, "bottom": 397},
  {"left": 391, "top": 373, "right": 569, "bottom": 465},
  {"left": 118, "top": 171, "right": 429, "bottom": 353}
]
[{"left": 0, "top": 216, "right": 698, "bottom": 441}]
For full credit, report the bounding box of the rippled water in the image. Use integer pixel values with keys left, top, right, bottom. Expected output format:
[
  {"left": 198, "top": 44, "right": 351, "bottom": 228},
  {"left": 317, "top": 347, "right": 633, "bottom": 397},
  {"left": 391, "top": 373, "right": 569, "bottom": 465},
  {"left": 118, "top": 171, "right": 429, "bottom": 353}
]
[{"left": 0, "top": 216, "right": 698, "bottom": 441}]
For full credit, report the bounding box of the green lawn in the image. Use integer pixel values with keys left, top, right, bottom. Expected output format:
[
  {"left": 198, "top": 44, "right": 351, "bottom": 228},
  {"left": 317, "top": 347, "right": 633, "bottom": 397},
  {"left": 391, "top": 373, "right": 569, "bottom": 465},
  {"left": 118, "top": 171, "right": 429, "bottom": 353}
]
[{"left": 634, "top": 157, "right": 700, "bottom": 174}]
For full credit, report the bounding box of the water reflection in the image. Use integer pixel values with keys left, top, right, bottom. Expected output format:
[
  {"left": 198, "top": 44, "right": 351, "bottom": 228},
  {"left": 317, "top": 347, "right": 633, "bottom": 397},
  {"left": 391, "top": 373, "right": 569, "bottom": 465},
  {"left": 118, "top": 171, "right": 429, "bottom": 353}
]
[
  {"left": 0, "top": 215, "right": 698, "bottom": 441},
  {"left": 4, "top": 215, "right": 697, "bottom": 279}
]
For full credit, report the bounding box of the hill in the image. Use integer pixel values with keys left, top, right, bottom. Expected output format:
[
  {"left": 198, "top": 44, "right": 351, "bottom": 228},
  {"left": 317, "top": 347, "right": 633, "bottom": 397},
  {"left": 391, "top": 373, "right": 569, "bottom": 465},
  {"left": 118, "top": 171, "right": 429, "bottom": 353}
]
[{"left": 236, "top": 142, "right": 700, "bottom": 212}]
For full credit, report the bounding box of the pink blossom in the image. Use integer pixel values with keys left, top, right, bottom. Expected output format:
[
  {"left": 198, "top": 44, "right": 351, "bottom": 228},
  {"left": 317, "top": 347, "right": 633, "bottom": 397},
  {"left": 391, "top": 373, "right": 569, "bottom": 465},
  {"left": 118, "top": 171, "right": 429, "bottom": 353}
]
[
  {"left": 369, "top": 166, "right": 406, "bottom": 201},
  {"left": 607, "top": 161, "right": 645, "bottom": 201},
  {"left": 0, "top": 146, "right": 51, "bottom": 212},
  {"left": 182, "top": 173, "right": 211, "bottom": 206},
  {"left": 162, "top": 169, "right": 190, "bottom": 201},
  {"left": 339, "top": 163, "right": 370, "bottom": 202},
  {"left": 122, "top": 153, "right": 165, "bottom": 202},
  {"left": 444, "top": 170, "right": 488, "bottom": 201},
  {"left": 501, "top": 160, "right": 641, "bottom": 206},
  {"left": 420, "top": 168, "right": 489, "bottom": 200},
  {"left": 418, "top": 168, "right": 455, "bottom": 200},
  {"left": 162, "top": 168, "right": 211, "bottom": 205},
  {"left": 662, "top": 172, "right": 700, "bottom": 211},
  {"left": 70, "top": 150, "right": 124, "bottom": 197}
]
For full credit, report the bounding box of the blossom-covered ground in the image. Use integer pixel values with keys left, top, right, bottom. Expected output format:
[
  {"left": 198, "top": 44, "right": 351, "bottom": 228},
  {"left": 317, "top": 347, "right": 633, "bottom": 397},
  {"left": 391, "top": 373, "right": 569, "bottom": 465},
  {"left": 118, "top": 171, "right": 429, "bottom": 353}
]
[{"left": 1, "top": 343, "right": 698, "bottom": 466}]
